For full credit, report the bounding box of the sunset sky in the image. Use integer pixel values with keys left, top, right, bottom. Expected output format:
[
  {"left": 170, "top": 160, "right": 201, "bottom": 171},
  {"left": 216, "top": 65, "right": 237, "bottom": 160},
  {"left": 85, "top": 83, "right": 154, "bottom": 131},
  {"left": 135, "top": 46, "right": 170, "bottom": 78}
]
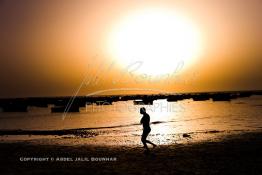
[{"left": 0, "top": 0, "right": 261, "bottom": 97}]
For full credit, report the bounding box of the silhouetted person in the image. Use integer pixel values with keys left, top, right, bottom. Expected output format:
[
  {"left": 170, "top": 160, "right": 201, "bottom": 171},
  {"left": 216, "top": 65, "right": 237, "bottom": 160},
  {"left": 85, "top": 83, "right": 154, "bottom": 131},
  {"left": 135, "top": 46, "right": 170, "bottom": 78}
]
[{"left": 140, "top": 107, "right": 156, "bottom": 151}]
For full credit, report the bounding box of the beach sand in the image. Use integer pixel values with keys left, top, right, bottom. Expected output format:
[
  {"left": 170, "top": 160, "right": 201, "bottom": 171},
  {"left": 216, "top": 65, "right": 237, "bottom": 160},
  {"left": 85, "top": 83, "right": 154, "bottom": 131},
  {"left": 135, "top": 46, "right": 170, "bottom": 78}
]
[{"left": 0, "top": 131, "right": 261, "bottom": 175}]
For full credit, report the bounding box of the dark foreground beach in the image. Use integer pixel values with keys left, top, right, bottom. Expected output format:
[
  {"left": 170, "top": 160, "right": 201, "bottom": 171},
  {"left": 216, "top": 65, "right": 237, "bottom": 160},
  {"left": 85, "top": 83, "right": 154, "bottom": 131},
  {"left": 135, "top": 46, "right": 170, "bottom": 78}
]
[{"left": 0, "top": 131, "right": 261, "bottom": 175}]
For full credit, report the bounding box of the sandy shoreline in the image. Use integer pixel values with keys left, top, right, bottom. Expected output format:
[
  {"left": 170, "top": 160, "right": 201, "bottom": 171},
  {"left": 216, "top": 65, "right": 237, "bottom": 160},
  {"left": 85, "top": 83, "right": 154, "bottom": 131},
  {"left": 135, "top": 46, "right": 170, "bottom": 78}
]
[{"left": 0, "top": 131, "right": 261, "bottom": 174}]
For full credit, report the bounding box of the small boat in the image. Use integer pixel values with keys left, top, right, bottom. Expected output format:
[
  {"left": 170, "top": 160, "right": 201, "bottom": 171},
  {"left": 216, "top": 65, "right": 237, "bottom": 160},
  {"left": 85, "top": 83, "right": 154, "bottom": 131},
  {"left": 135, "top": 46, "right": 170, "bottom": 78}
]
[{"left": 133, "top": 100, "right": 153, "bottom": 105}]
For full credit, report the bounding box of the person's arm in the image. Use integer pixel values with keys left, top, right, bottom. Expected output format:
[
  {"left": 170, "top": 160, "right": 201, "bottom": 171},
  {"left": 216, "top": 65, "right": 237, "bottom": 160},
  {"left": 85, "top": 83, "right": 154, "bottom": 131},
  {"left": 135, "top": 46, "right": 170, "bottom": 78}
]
[{"left": 140, "top": 117, "right": 144, "bottom": 124}]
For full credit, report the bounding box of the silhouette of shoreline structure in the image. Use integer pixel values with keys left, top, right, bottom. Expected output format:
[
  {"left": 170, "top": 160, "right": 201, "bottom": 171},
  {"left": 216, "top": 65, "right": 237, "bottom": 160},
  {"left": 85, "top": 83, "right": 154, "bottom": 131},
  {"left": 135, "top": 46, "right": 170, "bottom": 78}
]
[{"left": 0, "top": 90, "right": 261, "bottom": 113}]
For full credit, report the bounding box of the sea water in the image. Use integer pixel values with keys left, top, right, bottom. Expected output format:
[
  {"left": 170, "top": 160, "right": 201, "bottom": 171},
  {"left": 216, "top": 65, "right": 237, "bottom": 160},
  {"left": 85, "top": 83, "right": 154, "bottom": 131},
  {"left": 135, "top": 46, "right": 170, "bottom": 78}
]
[{"left": 0, "top": 96, "right": 261, "bottom": 145}]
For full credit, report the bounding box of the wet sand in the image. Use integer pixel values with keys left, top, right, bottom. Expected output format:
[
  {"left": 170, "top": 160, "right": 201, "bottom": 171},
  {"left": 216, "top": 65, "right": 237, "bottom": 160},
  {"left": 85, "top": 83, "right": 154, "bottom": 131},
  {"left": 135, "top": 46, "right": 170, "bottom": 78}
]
[{"left": 0, "top": 131, "right": 261, "bottom": 175}]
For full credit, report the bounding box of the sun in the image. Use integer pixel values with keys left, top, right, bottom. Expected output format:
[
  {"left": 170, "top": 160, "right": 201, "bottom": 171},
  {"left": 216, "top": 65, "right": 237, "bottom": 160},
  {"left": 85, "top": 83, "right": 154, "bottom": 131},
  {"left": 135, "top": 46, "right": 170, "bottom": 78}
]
[{"left": 108, "top": 8, "right": 203, "bottom": 76}]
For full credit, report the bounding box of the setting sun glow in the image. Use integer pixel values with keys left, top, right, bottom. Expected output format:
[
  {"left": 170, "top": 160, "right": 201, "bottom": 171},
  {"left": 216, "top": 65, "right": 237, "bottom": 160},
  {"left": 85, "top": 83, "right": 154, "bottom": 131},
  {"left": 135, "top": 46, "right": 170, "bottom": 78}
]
[{"left": 108, "top": 9, "right": 203, "bottom": 75}]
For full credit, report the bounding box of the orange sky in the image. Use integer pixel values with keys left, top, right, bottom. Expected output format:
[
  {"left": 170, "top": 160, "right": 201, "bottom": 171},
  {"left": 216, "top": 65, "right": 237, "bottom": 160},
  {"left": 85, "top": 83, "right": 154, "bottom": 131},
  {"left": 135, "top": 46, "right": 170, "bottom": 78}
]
[{"left": 0, "top": 0, "right": 261, "bottom": 97}]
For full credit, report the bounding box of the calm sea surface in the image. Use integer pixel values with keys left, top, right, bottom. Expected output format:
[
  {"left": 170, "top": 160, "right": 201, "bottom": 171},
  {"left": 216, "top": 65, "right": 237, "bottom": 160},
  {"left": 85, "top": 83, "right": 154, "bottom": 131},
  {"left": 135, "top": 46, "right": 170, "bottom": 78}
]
[{"left": 0, "top": 96, "right": 261, "bottom": 145}]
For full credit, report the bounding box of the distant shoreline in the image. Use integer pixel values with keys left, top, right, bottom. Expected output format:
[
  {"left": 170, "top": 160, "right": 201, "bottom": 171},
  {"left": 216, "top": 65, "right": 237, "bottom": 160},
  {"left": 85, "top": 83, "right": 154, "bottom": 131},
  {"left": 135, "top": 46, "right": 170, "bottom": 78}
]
[
  {"left": 0, "top": 90, "right": 261, "bottom": 113},
  {"left": 0, "top": 89, "right": 262, "bottom": 99}
]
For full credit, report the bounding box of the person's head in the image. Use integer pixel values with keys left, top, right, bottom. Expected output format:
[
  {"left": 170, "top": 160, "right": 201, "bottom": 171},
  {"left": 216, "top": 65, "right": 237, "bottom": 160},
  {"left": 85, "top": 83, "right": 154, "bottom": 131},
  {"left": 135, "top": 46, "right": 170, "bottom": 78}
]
[{"left": 140, "top": 107, "right": 146, "bottom": 114}]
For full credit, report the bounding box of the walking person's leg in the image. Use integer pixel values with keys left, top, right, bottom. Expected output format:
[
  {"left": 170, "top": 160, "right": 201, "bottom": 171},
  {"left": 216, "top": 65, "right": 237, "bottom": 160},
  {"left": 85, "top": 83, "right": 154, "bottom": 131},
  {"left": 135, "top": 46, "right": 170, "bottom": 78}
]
[
  {"left": 145, "top": 140, "right": 156, "bottom": 147},
  {"left": 141, "top": 130, "right": 150, "bottom": 151},
  {"left": 145, "top": 129, "right": 156, "bottom": 147}
]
